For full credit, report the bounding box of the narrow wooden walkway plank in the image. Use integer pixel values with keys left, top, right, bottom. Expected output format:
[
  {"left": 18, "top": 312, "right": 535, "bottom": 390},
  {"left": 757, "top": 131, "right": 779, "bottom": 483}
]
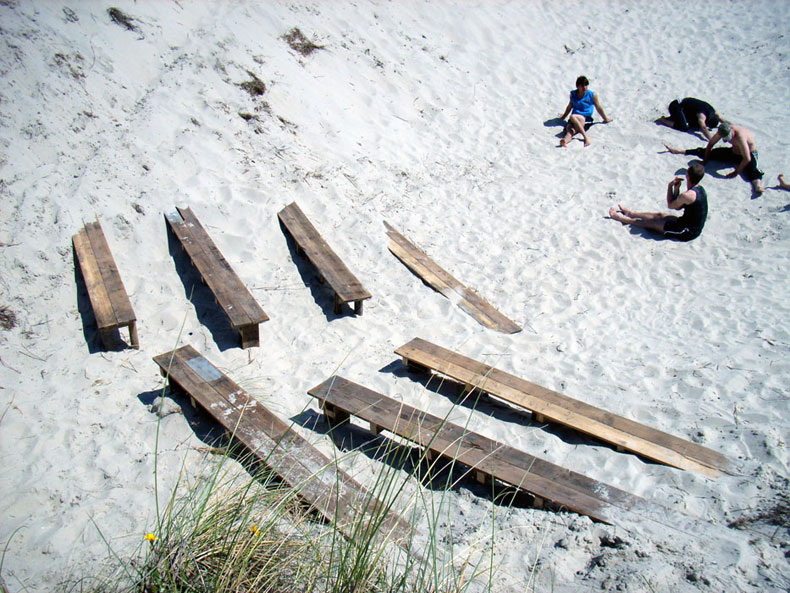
[
  {"left": 279, "top": 202, "right": 371, "bottom": 315},
  {"left": 165, "top": 207, "right": 268, "bottom": 348},
  {"left": 153, "top": 346, "right": 410, "bottom": 543},
  {"left": 72, "top": 220, "right": 138, "bottom": 349},
  {"left": 308, "top": 375, "right": 648, "bottom": 524},
  {"left": 395, "top": 338, "right": 731, "bottom": 477},
  {"left": 384, "top": 222, "right": 520, "bottom": 334}
]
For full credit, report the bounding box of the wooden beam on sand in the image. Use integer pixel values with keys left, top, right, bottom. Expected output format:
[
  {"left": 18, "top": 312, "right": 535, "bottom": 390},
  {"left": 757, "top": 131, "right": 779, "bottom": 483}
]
[
  {"left": 395, "top": 338, "right": 731, "bottom": 477},
  {"left": 153, "top": 345, "right": 411, "bottom": 545},
  {"left": 384, "top": 221, "right": 521, "bottom": 334},
  {"left": 308, "top": 375, "right": 649, "bottom": 525}
]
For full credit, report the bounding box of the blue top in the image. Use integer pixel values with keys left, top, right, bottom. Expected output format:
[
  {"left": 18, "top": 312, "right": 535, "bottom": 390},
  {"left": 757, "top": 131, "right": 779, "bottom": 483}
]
[{"left": 570, "top": 89, "right": 595, "bottom": 117}]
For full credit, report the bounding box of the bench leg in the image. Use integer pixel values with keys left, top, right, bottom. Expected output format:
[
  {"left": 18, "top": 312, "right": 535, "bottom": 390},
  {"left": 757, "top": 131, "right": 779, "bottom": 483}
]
[
  {"left": 128, "top": 322, "right": 140, "bottom": 350},
  {"left": 333, "top": 294, "right": 342, "bottom": 315},
  {"left": 239, "top": 324, "right": 260, "bottom": 349},
  {"left": 99, "top": 328, "right": 116, "bottom": 351},
  {"left": 403, "top": 357, "right": 430, "bottom": 374},
  {"left": 322, "top": 402, "right": 350, "bottom": 426},
  {"left": 354, "top": 300, "right": 363, "bottom": 315}
]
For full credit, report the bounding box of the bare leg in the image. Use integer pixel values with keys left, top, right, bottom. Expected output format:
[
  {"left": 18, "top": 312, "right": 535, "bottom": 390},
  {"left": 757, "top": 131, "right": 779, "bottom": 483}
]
[
  {"left": 664, "top": 143, "right": 685, "bottom": 155},
  {"left": 608, "top": 207, "right": 667, "bottom": 233},
  {"left": 751, "top": 178, "right": 765, "bottom": 195},
  {"left": 656, "top": 116, "right": 675, "bottom": 128},
  {"left": 569, "top": 114, "right": 591, "bottom": 146},
  {"left": 560, "top": 123, "right": 573, "bottom": 147},
  {"left": 777, "top": 174, "right": 789, "bottom": 190},
  {"left": 617, "top": 204, "right": 664, "bottom": 220}
]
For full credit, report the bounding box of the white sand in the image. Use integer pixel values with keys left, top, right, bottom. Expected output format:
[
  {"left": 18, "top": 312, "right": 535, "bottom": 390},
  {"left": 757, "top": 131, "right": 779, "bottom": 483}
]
[{"left": 1, "top": 0, "right": 789, "bottom": 590}]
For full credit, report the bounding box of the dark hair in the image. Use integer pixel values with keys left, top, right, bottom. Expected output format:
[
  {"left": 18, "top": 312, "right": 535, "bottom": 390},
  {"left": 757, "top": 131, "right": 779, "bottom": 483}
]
[
  {"left": 575, "top": 76, "right": 589, "bottom": 87},
  {"left": 688, "top": 162, "right": 705, "bottom": 185}
]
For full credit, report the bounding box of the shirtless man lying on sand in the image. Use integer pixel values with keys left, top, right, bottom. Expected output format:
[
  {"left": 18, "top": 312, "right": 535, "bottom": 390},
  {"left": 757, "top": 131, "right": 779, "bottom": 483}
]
[
  {"left": 608, "top": 163, "right": 707, "bottom": 242},
  {"left": 665, "top": 121, "right": 765, "bottom": 194}
]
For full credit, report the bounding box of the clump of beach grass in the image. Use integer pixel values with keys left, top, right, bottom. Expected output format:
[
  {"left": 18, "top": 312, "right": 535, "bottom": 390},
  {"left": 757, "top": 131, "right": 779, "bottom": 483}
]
[{"left": 65, "top": 339, "right": 522, "bottom": 593}]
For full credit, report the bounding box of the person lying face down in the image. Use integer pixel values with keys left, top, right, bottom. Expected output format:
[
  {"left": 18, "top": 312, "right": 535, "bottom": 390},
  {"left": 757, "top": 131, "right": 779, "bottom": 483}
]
[
  {"left": 558, "top": 75, "right": 612, "bottom": 147},
  {"left": 657, "top": 97, "right": 721, "bottom": 141},
  {"left": 608, "top": 163, "right": 707, "bottom": 242}
]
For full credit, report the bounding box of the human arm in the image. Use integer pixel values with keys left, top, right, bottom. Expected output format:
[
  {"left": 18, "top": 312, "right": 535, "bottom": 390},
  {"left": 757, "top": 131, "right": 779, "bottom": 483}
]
[
  {"left": 704, "top": 132, "right": 721, "bottom": 162},
  {"left": 726, "top": 135, "right": 751, "bottom": 178},
  {"left": 666, "top": 177, "right": 683, "bottom": 208},
  {"left": 593, "top": 93, "right": 612, "bottom": 123},
  {"left": 696, "top": 113, "right": 714, "bottom": 141},
  {"left": 668, "top": 187, "right": 696, "bottom": 210},
  {"left": 560, "top": 101, "right": 572, "bottom": 119}
]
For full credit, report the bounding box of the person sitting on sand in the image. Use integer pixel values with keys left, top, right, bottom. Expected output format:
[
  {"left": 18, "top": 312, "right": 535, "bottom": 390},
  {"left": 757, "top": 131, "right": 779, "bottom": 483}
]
[
  {"left": 665, "top": 121, "right": 765, "bottom": 194},
  {"left": 559, "top": 75, "right": 612, "bottom": 147},
  {"left": 656, "top": 97, "right": 721, "bottom": 141},
  {"left": 608, "top": 163, "right": 707, "bottom": 242}
]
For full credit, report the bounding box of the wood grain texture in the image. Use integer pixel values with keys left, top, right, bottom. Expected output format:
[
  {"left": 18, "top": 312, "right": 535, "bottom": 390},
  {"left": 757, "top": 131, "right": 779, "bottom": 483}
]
[
  {"left": 384, "top": 222, "right": 520, "bottom": 334},
  {"left": 279, "top": 202, "right": 371, "bottom": 306},
  {"left": 153, "top": 346, "right": 410, "bottom": 544},
  {"left": 308, "top": 375, "right": 650, "bottom": 524},
  {"left": 165, "top": 207, "right": 268, "bottom": 347},
  {"left": 395, "top": 338, "right": 731, "bottom": 477}
]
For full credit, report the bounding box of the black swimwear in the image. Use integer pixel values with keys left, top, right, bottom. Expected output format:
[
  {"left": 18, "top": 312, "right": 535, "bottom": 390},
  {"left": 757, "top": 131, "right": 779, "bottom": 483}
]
[
  {"left": 663, "top": 185, "right": 708, "bottom": 242},
  {"left": 685, "top": 147, "right": 764, "bottom": 181},
  {"left": 668, "top": 98, "right": 719, "bottom": 132}
]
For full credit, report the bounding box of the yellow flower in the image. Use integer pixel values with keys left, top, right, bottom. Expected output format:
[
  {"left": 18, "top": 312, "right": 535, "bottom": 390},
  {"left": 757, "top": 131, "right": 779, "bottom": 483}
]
[
  {"left": 144, "top": 533, "right": 158, "bottom": 542},
  {"left": 249, "top": 524, "right": 260, "bottom": 536}
]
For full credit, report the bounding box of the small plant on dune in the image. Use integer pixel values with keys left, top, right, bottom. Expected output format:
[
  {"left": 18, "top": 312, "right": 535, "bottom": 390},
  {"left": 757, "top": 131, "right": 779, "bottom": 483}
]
[
  {"left": 0, "top": 306, "right": 16, "bottom": 330},
  {"left": 239, "top": 71, "right": 266, "bottom": 97},
  {"left": 107, "top": 8, "right": 137, "bottom": 32},
  {"left": 282, "top": 28, "right": 324, "bottom": 57}
]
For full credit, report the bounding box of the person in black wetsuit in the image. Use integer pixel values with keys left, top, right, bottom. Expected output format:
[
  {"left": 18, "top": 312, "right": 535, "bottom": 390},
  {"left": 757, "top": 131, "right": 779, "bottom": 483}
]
[
  {"left": 608, "top": 162, "right": 707, "bottom": 241},
  {"left": 657, "top": 97, "right": 721, "bottom": 141}
]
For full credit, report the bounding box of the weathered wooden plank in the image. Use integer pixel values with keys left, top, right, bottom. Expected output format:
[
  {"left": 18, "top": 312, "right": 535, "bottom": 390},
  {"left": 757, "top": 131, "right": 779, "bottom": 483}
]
[
  {"left": 165, "top": 208, "right": 268, "bottom": 348},
  {"left": 278, "top": 202, "right": 371, "bottom": 307},
  {"left": 308, "top": 376, "right": 649, "bottom": 524},
  {"left": 73, "top": 228, "right": 117, "bottom": 330},
  {"left": 395, "top": 338, "right": 731, "bottom": 477},
  {"left": 152, "top": 346, "right": 410, "bottom": 543},
  {"left": 172, "top": 207, "right": 268, "bottom": 327},
  {"left": 83, "top": 221, "right": 136, "bottom": 325},
  {"left": 384, "top": 222, "right": 520, "bottom": 334}
]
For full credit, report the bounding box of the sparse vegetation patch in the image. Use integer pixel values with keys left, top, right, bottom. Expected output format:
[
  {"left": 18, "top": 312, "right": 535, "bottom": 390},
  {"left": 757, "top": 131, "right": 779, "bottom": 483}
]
[
  {"left": 0, "top": 306, "right": 17, "bottom": 330},
  {"left": 282, "top": 27, "right": 324, "bottom": 56},
  {"left": 107, "top": 7, "right": 137, "bottom": 32},
  {"left": 239, "top": 70, "right": 266, "bottom": 97}
]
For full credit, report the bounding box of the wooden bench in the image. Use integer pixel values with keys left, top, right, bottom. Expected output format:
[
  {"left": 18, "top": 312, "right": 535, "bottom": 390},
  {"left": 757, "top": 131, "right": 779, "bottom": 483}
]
[
  {"left": 395, "top": 338, "right": 731, "bottom": 477},
  {"left": 308, "top": 375, "right": 648, "bottom": 525},
  {"left": 166, "top": 207, "right": 268, "bottom": 349},
  {"left": 278, "top": 202, "right": 371, "bottom": 315},
  {"left": 72, "top": 220, "right": 139, "bottom": 350},
  {"left": 384, "top": 222, "right": 520, "bottom": 334},
  {"left": 153, "top": 346, "right": 410, "bottom": 543}
]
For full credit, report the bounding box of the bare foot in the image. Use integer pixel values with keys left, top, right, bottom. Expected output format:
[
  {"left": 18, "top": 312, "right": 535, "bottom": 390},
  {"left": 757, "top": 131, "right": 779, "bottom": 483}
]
[
  {"left": 753, "top": 180, "right": 765, "bottom": 195},
  {"left": 664, "top": 143, "right": 684, "bottom": 155},
  {"left": 778, "top": 174, "right": 789, "bottom": 190},
  {"left": 560, "top": 137, "right": 567, "bottom": 148},
  {"left": 608, "top": 207, "right": 628, "bottom": 223},
  {"left": 583, "top": 137, "right": 591, "bottom": 147},
  {"left": 617, "top": 204, "right": 634, "bottom": 217}
]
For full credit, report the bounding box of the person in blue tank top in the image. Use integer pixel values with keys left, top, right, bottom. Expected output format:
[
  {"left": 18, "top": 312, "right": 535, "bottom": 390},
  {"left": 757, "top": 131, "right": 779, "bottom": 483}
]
[
  {"left": 607, "top": 163, "right": 707, "bottom": 242},
  {"left": 559, "top": 75, "right": 612, "bottom": 147}
]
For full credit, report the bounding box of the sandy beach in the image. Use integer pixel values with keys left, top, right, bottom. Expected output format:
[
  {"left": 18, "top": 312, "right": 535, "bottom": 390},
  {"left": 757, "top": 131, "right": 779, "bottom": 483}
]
[{"left": 1, "top": 1, "right": 789, "bottom": 591}]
